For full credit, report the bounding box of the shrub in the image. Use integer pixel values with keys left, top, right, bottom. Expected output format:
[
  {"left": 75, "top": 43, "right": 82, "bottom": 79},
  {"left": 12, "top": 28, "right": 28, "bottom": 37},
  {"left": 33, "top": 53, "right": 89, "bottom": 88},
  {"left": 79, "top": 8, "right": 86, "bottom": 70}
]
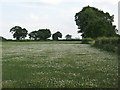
[{"left": 81, "top": 38, "right": 94, "bottom": 44}]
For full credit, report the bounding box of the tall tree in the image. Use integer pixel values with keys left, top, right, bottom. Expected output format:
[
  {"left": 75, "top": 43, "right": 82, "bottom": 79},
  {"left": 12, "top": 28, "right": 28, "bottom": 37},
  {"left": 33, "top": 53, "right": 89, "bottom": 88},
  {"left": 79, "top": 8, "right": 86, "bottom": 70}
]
[
  {"left": 52, "top": 31, "right": 62, "bottom": 40},
  {"left": 65, "top": 34, "right": 72, "bottom": 40},
  {"left": 10, "top": 26, "right": 28, "bottom": 40},
  {"left": 29, "top": 29, "right": 51, "bottom": 40},
  {"left": 75, "top": 6, "right": 117, "bottom": 38},
  {"left": 37, "top": 29, "right": 51, "bottom": 40},
  {"left": 28, "top": 31, "right": 38, "bottom": 40}
]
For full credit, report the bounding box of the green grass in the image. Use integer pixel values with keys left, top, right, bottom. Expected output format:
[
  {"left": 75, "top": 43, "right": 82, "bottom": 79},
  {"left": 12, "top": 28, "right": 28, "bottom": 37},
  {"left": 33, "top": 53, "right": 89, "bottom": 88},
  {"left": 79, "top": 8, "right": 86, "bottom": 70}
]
[{"left": 2, "top": 41, "right": 118, "bottom": 88}]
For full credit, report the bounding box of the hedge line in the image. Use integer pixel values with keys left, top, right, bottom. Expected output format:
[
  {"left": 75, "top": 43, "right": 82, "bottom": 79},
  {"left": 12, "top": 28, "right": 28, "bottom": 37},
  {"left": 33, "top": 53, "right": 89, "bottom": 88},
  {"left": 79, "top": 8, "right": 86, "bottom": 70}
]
[
  {"left": 93, "top": 37, "right": 119, "bottom": 53},
  {"left": 2, "top": 38, "right": 94, "bottom": 42},
  {"left": 81, "top": 38, "right": 94, "bottom": 44}
]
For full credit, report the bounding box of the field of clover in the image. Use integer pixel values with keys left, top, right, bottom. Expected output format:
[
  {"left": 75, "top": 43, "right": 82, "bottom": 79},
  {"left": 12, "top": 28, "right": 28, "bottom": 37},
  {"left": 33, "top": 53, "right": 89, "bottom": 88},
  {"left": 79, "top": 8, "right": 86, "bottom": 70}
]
[{"left": 2, "top": 41, "right": 118, "bottom": 88}]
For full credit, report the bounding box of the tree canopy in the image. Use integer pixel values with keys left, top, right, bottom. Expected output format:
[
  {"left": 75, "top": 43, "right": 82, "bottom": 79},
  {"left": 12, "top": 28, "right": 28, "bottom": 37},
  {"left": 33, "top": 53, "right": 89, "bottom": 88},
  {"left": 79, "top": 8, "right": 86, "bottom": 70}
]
[
  {"left": 75, "top": 6, "right": 118, "bottom": 38},
  {"left": 65, "top": 34, "right": 72, "bottom": 40},
  {"left": 52, "top": 31, "right": 62, "bottom": 41},
  {"left": 29, "top": 29, "right": 51, "bottom": 40},
  {"left": 10, "top": 26, "right": 28, "bottom": 40},
  {"left": 28, "top": 31, "right": 38, "bottom": 40}
]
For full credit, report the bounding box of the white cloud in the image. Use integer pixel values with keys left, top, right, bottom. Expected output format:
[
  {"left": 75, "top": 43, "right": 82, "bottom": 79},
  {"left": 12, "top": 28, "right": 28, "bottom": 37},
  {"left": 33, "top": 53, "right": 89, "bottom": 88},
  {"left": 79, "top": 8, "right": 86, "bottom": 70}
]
[
  {"left": 83, "top": 0, "right": 94, "bottom": 5},
  {"left": 1, "top": 0, "right": 64, "bottom": 5},
  {"left": 11, "top": 22, "right": 23, "bottom": 27},
  {"left": 25, "top": 13, "right": 39, "bottom": 21},
  {"left": 95, "top": 0, "right": 119, "bottom": 5},
  {"left": 39, "top": 0, "right": 63, "bottom": 5},
  {"left": 62, "top": 0, "right": 119, "bottom": 5},
  {"left": 71, "top": 7, "right": 82, "bottom": 14},
  {"left": 1, "top": 0, "right": 119, "bottom": 5}
]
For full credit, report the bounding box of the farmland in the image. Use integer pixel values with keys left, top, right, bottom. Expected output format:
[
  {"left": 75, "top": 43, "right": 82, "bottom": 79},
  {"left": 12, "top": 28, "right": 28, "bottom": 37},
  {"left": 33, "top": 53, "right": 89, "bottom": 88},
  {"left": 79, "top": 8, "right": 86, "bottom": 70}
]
[{"left": 2, "top": 41, "right": 118, "bottom": 88}]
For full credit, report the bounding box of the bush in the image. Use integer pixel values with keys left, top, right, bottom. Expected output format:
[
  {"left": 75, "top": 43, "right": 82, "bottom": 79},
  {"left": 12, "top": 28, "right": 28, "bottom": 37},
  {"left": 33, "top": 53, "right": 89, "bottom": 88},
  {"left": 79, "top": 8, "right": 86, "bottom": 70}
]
[
  {"left": 93, "top": 37, "right": 119, "bottom": 53},
  {"left": 59, "top": 39, "right": 82, "bottom": 41},
  {"left": 81, "top": 38, "right": 94, "bottom": 44}
]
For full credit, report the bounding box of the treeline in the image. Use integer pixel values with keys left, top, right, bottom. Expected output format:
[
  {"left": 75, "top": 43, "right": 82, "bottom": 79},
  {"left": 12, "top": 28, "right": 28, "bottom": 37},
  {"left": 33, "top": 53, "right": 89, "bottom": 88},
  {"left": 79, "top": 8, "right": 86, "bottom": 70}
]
[
  {"left": 10, "top": 26, "right": 64, "bottom": 41},
  {"left": 9, "top": 26, "right": 74, "bottom": 41}
]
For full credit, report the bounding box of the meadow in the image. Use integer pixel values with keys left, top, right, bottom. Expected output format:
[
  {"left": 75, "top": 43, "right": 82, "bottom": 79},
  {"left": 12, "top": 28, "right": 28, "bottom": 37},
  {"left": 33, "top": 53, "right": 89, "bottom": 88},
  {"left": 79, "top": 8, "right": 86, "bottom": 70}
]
[{"left": 2, "top": 41, "right": 118, "bottom": 88}]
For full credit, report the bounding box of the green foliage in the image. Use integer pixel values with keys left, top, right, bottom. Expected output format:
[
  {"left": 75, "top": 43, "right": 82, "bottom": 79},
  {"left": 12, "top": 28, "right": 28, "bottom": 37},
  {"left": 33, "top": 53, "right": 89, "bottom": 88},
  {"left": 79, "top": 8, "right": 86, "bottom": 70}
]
[
  {"left": 93, "top": 37, "right": 119, "bottom": 52},
  {"left": 0, "top": 36, "right": 7, "bottom": 41},
  {"left": 75, "top": 6, "right": 117, "bottom": 38},
  {"left": 10, "top": 26, "right": 28, "bottom": 40},
  {"left": 52, "top": 31, "right": 62, "bottom": 41},
  {"left": 37, "top": 29, "right": 51, "bottom": 40},
  {"left": 29, "top": 29, "right": 51, "bottom": 40},
  {"left": 65, "top": 34, "right": 72, "bottom": 40},
  {"left": 28, "top": 31, "right": 38, "bottom": 40},
  {"left": 81, "top": 38, "right": 94, "bottom": 44}
]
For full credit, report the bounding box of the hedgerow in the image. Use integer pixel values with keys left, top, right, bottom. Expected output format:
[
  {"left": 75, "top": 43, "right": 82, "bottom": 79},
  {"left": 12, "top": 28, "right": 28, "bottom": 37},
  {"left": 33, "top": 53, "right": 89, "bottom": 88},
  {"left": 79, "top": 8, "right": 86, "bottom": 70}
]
[
  {"left": 93, "top": 37, "right": 119, "bottom": 53},
  {"left": 81, "top": 38, "right": 94, "bottom": 44}
]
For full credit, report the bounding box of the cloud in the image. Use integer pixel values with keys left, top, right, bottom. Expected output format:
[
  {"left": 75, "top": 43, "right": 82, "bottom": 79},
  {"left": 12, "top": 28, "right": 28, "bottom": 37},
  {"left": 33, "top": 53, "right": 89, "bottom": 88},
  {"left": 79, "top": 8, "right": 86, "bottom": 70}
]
[
  {"left": 1, "top": 0, "right": 64, "bottom": 5},
  {"left": 25, "top": 13, "right": 39, "bottom": 21},
  {"left": 38, "top": 0, "right": 63, "bottom": 5},
  {"left": 95, "top": 0, "right": 119, "bottom": 5}
]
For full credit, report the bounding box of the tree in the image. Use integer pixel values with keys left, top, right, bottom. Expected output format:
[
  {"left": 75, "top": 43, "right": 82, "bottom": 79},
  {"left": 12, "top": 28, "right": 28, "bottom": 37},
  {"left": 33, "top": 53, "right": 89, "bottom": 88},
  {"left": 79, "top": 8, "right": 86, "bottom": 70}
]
[
  {"left": 65, "top": 34, "right": 72, "bottom": 40},
  {"left": 52, "top": 31, "right": 62, "bottom": 40},
  {"left": 10, "top": 26, "right": 28, "bottom": 40},
  {"left": 29, "top": 29, "right": 51, "bottom": 40},
  {"left": 28, "top": 31, "right": 38, "bottom": 40},
  {"left": 37, "top": 29, "right": 51, "bottom": 40},
  {"left": 75, "top": 6, "right": 117, "bottom": 38},
  {"left": 0, "top": 36, "right": 7, "bottom": 41}
]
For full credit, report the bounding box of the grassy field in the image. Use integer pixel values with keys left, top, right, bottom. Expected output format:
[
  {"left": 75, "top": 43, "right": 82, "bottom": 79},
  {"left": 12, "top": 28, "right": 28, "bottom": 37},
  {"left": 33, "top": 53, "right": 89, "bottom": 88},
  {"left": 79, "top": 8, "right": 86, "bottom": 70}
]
[{"left": 2, "top": 41, "right": 118, "bottom": 88}]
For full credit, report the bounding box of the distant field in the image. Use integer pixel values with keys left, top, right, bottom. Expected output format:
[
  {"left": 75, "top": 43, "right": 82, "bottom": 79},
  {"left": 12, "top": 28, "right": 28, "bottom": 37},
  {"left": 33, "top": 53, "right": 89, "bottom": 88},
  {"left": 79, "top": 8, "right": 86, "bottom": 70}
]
[{"left": 2, "top": 41, "right": 118, "bottom": 88}]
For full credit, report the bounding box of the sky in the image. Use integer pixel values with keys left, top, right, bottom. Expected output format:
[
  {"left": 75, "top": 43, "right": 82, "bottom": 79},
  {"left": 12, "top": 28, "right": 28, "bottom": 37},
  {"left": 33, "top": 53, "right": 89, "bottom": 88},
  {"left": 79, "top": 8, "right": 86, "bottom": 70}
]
[{"left": 0, "top": 0, "right": 119, "bottom": 39}]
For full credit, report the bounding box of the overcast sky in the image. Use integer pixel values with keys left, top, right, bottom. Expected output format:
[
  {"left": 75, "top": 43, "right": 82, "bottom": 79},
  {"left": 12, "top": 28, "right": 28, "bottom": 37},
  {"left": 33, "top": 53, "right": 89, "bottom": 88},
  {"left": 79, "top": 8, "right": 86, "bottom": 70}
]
[{"left": 0, "top": 0, "right": 119, "bottom": 39}]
